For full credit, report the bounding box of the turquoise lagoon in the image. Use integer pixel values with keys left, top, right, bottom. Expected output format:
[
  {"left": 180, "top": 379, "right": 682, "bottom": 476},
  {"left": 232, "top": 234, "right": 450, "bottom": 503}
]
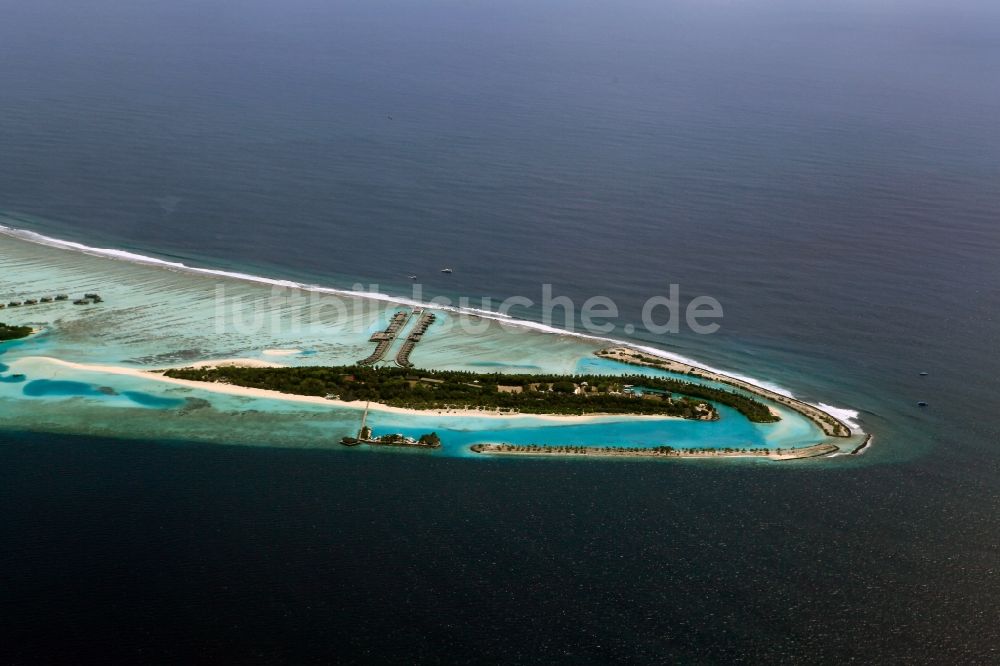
[{"left": 0, "top": 231, "right": 858, "bottom": 456}]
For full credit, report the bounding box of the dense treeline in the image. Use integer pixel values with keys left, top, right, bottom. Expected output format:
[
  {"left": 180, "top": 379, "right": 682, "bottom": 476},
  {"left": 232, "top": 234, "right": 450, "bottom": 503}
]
[
  {"left": 164, "top": 365, "right": 780, "bottom": 422},
  {"left": 0, "top": 323, "right": 32, "bottom": 341}
]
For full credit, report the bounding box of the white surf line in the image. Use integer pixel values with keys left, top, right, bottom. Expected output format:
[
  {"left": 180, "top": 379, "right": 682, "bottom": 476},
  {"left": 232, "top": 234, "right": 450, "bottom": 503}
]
[{"left": 0, "top": 221, "right": 860, "bottom": 430}]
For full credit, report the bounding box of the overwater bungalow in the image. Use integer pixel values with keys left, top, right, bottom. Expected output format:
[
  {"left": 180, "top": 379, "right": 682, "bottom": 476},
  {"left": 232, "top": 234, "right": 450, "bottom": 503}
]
[{"left": 359, "top": 311, "right": 411, "bottom": 365}]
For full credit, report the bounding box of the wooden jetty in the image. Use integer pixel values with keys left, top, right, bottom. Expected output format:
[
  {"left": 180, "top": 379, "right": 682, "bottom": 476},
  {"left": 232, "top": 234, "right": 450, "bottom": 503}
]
[
  {"left": 395, "top": 310, "right": 436, "bottom": 368},
  {"left": 358, "top": 310, "right": 412, "bottom": 365}
]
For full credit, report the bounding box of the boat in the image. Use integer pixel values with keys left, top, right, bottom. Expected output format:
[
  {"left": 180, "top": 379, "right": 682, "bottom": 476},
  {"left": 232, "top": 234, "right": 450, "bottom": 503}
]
[
  {"left": 917, "top": 401, "right": 928, "bottom": 407},
  {"left": 440, "top": 268, "right": 453, "bottom": 274},
  {"left": 919, "top": 372, "right": 928, "bottom": 376},
  {"left": 408, "top": 274, "right": 418, "bottom": 280}
]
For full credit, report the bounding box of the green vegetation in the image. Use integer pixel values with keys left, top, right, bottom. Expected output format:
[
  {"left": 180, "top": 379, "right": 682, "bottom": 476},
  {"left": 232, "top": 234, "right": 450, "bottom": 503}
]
[
  {"left": 163, "top": 365, "right": 780, "bottom": 422},
  {"left": 341, "top": 429, "right": 441, "bottom": 448},
  {"left": 0, "top": 323, "right": 32, "bottom": 342},
  {"left": 598, "top": 347, "right": 849, "bottom": 436},
  {"left": 418, "top": 432, "right": 441, "bottom": 446}
]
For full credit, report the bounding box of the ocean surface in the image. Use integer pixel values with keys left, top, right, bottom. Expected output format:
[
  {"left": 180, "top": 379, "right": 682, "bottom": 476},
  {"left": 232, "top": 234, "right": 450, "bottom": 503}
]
[{"left": 1, "top": 0, "right": 998, "bottom": 662}]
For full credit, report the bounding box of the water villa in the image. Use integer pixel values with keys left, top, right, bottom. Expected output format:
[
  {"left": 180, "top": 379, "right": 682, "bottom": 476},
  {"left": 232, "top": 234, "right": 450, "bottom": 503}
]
[
  {"left": 358, "top": 310, "right": 412, "bottom": 365},
  {"left": 470, "top": 442, "right": 840, "bottom": 461},
  {"left": 73, "top": 293, "right": 103, "bottom": 306},
  {"left": 395, "top": 311, "right": 436, "bottom": 368},
  {"left": 2, "top": 292, "right": 101, "bottom": 308}
]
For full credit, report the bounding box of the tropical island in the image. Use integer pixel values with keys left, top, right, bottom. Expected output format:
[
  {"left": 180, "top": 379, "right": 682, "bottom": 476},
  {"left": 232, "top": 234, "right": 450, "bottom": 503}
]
[
  {"left": 342, "top": 425, "right": 442, "bottom": 449},
  {"left": 0, "top": 322, "right": 33, "bottom": 342},
  {"left": 162, "top": 364, "right": 781, "bottom": 420}
]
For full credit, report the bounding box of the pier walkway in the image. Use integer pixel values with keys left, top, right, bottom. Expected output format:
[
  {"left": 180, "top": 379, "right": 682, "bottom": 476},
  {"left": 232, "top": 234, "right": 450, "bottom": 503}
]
[
  {"left": 358, "top": 310, "right": 412, "bottom": 365},
  {"left": 395, "top": 311, "right": 436, "bottom": 368}
]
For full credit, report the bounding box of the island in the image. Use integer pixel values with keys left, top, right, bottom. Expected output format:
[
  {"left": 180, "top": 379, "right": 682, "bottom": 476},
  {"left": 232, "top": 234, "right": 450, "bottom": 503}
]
[
  {"left": 596, "top": 347, "right": 852, "bottom": 436},
  {"left": 341, "top": 424, "right": 442, "bottom": 449},
  {"left": 0, "top": 322, "right": 33, "bottom": 342},
  {"left": 161, "top": 364, "right": 782, "bottom": 420}
]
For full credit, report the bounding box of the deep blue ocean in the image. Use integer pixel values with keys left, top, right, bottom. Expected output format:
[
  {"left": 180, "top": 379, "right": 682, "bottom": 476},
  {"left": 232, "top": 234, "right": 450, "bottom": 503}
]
[{"left": 1, "top": 0, "right": 998, "bottom": 662}]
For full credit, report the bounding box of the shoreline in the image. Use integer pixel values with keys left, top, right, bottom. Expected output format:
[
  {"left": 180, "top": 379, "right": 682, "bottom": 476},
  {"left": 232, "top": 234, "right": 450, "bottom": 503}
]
[
  {"left": 470, "top": 442, "right": 840, "bottom": 461},
  {"left": 596, "top": 347, "right": 853, "bottom": 438}
]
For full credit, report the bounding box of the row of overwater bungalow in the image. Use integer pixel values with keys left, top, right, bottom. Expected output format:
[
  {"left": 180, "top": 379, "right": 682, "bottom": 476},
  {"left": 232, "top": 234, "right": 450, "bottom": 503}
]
[{"left": 1, "top": 293, "right": 102, "bottom": 309}]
